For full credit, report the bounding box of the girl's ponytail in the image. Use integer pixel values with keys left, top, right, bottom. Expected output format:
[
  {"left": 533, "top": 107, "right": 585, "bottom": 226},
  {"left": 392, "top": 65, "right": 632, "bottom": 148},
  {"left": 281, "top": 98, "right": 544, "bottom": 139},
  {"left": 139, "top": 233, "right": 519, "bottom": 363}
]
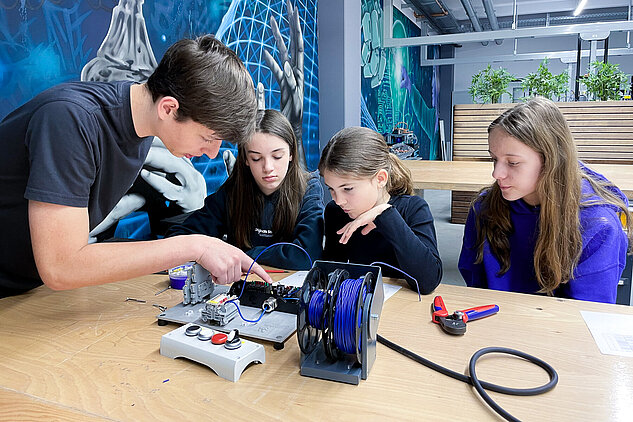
[{"left": 387, "top": 153, "right": 414, "bottom": 196}]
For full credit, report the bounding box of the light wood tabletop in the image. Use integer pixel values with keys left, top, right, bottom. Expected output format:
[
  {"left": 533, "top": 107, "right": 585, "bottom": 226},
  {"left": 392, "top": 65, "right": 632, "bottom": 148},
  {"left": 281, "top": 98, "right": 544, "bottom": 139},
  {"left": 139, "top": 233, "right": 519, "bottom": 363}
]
[
  {"left": 403, "top": 160, "right": 633, "bottom": 198},
  {"left": 1, "top": 273, "right": 632, "bottom": 421}
]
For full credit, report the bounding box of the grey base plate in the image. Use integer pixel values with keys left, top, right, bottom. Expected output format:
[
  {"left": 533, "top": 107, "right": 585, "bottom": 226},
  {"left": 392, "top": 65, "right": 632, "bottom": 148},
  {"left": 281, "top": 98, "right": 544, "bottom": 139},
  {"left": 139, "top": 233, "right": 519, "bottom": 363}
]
[{"left": 158, "top": 286, "right": 297, "bottom": 344}]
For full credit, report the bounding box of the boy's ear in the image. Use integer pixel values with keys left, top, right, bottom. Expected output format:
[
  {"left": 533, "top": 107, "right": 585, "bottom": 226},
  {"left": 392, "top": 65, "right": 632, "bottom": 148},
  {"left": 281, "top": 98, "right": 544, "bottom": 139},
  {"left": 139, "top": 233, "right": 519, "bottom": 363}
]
[{"left": 157, "top": 96, "right": 179, "bottom": 120}]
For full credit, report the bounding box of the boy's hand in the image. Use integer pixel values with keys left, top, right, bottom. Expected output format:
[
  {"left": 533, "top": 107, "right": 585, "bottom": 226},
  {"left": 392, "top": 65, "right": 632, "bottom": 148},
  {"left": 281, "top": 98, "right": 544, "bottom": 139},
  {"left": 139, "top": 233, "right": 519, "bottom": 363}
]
[{"left": 196, "top": 236, "right": 273, "bottom": 285}]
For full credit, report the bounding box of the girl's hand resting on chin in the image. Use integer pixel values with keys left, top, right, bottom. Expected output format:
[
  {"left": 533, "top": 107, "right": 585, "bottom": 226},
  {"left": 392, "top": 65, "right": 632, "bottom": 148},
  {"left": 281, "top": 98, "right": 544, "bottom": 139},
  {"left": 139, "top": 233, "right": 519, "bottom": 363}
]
[{"left": 336, "top": 203, "right": 391, "bottom": 244}]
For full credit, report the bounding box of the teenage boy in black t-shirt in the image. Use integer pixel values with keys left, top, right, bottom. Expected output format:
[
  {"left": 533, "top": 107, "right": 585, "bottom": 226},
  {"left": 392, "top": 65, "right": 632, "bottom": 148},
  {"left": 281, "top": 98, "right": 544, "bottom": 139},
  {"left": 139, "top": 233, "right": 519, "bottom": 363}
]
[{"left": 0, "top": 35, "right": 272, "bottom": 298}]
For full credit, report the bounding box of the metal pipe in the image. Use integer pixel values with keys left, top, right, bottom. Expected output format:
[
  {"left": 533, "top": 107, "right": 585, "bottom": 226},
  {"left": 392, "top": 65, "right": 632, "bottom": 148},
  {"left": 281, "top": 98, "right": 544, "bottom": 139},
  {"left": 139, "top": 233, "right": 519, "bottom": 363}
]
[
  {"left": 459, "top": 0, "right": 486, "bottom": 45},
  {"left": 567, "top": 63, "right": 574, "bottom": 101},
  {"left": 512, "top": 0, "right": 518, "bottom": 54},
  {"left": 482, "top": 0, "right": 502, "bottom": 44},
  {"left": 575, "top": 35, "right": 582, "bottom": 101},
  {"left": 459, "top": 0, "right": 483, "bottom": 31},
  {"left": 589, "top": 39, "right": 598, "bottom": 66},
  {"left": 383, "top": 19, "right": 632, "bottom": 47},
  {"left": 490, "top": 11, "right": 629, "bottom": 29},
  {"left": 416, "top": 47, "right": 632, "bottom": 66},
  {"left": 626, "top": 0, "right": 633, "bottom": 48},
  {"left": 604, "top": 36, "right": 609, "bottom": 63}
]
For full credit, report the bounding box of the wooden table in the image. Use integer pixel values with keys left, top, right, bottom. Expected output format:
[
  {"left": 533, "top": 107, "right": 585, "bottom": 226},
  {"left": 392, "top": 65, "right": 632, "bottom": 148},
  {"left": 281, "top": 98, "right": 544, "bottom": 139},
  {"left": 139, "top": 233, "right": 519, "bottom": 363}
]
[
  {"left": 1, "top": 274, "right": 632, "bottom": 421},
  {"left": 403, "top": 160, "right": 633, "bottom": 198}
]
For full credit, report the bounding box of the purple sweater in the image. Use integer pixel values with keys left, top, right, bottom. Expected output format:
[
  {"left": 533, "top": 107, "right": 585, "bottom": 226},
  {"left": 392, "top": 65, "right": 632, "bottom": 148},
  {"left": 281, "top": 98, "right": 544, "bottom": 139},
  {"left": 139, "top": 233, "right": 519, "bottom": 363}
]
[{"left": 459, "top": 169, "right": 628, "bottom": 304}]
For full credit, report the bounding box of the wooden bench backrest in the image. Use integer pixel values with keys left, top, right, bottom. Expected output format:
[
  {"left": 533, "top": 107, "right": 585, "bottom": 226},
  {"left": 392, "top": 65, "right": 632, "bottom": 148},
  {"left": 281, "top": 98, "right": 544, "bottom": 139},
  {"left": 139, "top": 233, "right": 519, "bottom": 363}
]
[
  {"left": 450, "top": 101, "right": 633, "bottom": 223},
  {"left": 453, "top": 101, "right": 633, "bottom": 164}
]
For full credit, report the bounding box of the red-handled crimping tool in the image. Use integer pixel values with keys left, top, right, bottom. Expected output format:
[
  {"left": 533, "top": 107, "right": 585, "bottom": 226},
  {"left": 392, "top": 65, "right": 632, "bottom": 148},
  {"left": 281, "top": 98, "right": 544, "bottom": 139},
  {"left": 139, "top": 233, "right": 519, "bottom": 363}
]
[{"left": 431, "top": 296, "right": 499, "bottom": 335}]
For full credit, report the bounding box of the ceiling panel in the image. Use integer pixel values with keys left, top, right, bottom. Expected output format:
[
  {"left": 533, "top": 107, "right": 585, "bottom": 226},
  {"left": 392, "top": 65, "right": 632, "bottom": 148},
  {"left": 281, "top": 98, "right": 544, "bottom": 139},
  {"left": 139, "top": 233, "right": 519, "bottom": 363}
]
[{"left": 439, "top": 0, "right": 630, "bottom": 21}]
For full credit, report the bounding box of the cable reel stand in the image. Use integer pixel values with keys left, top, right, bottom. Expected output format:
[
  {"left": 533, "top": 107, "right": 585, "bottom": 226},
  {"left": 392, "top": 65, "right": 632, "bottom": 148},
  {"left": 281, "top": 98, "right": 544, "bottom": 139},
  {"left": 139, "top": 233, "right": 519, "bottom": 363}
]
[{"left": 296, "top": 261, "right": 384, "bottom": 385}]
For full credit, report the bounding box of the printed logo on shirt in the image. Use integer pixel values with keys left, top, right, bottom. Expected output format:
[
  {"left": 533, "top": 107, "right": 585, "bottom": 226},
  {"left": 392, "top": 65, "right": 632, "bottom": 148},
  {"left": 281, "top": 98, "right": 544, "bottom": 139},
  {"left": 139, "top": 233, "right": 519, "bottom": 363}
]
[{"left": 255, "top": 227, "right": 273, "bottom": 237}]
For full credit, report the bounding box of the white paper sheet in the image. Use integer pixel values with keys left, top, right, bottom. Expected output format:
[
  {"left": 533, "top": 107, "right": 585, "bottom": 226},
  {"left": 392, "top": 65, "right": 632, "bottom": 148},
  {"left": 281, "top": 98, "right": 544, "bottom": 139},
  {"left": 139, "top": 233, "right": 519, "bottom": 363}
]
[
  {"left": 581, "top": 310, "right": 633, "bottom": 357},
  {"left": 382, "top": 283, "right": 402, "bottom": 301},
  {"left": 278, "top": 271, "right": 401, "bottom": 302},
  {"left": 277, "top": 271, "right": 309, "bottom": 288}
]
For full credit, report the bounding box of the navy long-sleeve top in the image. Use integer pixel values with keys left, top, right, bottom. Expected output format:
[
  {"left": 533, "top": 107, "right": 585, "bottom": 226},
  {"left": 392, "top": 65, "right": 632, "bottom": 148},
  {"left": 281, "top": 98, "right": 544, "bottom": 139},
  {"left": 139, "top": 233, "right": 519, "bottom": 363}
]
[
  {"left": 167, "top": 175, "right": 324, "bottom": 270},
  {"left": 323, "top": 194, "right": 443, "bottom": 294}
]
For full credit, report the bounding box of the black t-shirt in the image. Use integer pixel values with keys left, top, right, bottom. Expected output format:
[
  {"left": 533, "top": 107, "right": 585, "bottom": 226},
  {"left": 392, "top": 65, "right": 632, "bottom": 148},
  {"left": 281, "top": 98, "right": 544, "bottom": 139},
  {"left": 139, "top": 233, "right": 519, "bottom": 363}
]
[{"left": 0, "top": 81, "right": 153, "bottom": 296}]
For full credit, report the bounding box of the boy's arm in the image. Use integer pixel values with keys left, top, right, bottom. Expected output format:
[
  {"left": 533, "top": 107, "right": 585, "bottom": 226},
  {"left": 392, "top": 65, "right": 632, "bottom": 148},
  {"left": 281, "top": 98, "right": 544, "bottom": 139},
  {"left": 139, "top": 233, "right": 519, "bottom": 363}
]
[{"left": 29, "top": 200, "right": 271, "bottom": 290}]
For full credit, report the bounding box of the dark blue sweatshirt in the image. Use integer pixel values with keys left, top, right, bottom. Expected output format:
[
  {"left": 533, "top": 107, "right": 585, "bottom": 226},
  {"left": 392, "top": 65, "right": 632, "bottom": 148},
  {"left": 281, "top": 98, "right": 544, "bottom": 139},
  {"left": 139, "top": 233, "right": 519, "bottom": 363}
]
[
  {"left": 323, "top": 195, "right": 443, "bottom": 294},
  {"left": 459, "top": 166, "right": 629, "bottom": 304},
  {"left": 167, "top": 175, "right": 324, "bottom": 270}
]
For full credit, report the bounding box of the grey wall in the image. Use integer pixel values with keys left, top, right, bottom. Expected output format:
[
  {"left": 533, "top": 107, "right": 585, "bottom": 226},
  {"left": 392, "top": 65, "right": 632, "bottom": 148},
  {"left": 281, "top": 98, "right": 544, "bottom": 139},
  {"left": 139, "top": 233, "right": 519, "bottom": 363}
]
[{"left": 318, "top": 0, "right": 361, "bottom": 151}]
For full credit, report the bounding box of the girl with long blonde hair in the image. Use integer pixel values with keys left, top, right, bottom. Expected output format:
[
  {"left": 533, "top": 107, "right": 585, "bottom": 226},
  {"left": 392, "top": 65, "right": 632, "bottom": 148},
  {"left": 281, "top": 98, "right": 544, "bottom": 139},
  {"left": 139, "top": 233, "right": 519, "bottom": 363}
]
[{"left": 459, "top": 97, "right": 630, "bottom": 303}]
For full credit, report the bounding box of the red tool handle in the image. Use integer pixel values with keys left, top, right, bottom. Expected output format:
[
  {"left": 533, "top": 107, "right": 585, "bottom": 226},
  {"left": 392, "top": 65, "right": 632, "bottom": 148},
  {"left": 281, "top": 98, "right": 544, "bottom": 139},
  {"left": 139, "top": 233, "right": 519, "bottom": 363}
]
[{"left": 431, "top": 296, "right": 448, "bottom": 323}]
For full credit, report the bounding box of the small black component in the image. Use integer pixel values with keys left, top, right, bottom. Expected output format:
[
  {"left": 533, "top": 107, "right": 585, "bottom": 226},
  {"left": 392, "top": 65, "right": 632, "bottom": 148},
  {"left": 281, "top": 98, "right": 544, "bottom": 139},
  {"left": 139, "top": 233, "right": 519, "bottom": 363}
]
[
  {"left": 229, "top": 280, "right": 300, "bottom": 314},
  {"left": 185, "top": 325, "right": 201, "bottom": 337},
  {"left": 224, "top": 329, "right": 242, "bottom": 350}
]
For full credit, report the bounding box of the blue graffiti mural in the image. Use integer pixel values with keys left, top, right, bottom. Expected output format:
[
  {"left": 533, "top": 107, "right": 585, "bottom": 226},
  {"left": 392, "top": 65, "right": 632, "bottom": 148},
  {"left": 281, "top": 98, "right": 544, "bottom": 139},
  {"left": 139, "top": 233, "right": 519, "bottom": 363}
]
[
  {"left": 0, "top": 0, "right": 319, "bottom": 239},
  {"left": 360, "top": 0, "right": 439, "bottom": 160}
]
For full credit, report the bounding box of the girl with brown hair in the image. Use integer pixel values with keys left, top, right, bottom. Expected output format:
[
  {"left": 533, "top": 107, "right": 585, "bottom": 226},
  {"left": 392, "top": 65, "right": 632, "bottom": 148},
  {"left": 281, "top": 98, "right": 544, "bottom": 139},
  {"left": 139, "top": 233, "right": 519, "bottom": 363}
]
[
  {"left": 319, "top": 126, "right": 442, "bottom": 294},
  {"left": 167, "top": 109, "right": 324, "bottom": 270},
  {"left": 459, "top": 97, "right": 631, "bottom": 303}
]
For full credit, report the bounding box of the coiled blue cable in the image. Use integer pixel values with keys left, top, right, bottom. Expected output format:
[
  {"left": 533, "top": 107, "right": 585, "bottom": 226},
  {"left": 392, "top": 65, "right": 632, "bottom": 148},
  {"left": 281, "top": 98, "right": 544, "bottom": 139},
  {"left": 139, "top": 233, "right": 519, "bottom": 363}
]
[
  {"left": 305, "top": 276, "right": 368, "bottom": 356},
  {"left": 333, "top": 278, "right": 366, "bottom": 355},
  {"left": 308, "top": 289, "right": 326, "bottom": 329}
]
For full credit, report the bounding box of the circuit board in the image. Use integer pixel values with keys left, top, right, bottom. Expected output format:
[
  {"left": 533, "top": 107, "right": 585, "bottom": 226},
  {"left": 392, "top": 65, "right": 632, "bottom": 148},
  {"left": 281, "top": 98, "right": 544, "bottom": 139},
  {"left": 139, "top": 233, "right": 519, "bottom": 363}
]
[{"left": 228, "top": 280, "right": 300, "bottom": 315}]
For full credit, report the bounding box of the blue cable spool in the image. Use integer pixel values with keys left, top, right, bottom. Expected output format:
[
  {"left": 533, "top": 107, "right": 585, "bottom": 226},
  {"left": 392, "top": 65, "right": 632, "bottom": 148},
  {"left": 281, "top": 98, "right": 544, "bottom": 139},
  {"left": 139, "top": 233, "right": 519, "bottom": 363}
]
[
  {"left": 296, "top": 261, "right": 384, "bottom": 385},
  {"left": 297, "top": 266, "right": 326, "bottom": 355}
]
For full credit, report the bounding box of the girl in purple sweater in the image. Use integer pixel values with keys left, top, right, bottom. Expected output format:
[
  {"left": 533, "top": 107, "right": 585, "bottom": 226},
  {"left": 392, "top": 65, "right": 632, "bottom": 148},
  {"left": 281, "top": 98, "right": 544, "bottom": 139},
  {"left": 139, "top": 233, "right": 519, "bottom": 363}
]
[{"left": 459, "top": 97, "right": 631, "bottom": 303}]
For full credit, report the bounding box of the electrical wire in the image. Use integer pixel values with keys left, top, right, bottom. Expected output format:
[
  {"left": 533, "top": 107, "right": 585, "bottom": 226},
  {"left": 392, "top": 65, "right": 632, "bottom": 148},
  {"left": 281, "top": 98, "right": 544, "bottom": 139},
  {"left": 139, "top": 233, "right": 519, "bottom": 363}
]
[
  {"left": 228, "top": 301, "right": 265, "bottom": 324},
  {"left": 377, "top": 335, "right": 558, "bottom": 422},
  {"left": 241, "top": 242, "right": 313, "bottom": 298},
  {"left": 333, "top": 278, "right": 366, "bottom": 354},
  {"left": 370, "top": 261, "right": 421, "bottom": 301},
  {"left": 300, "top": 264, "right": 557, "bottom": 420},
  {"left": 304, "top": 275, "right": 369, "bottom": 357},
  {"left": 232, "top": 242, "right": 313, "bottom": 323},
  {"left": 308, "top": 289, "right": 326, "bottom": 329}
]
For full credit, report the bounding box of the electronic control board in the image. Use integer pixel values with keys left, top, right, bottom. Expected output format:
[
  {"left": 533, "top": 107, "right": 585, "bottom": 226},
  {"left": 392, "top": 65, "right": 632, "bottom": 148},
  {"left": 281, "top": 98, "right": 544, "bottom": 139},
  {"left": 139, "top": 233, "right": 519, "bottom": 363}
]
[{"left": 228, "top": 280, "right": 300, "bottom": 315}]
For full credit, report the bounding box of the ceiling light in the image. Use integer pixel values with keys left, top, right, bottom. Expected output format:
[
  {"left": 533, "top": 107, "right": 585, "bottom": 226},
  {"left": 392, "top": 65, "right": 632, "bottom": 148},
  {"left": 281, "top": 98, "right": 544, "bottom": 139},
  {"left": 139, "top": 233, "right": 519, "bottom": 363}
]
[{"left": 573, "top": 0, "right": 588, "bottom": 16}]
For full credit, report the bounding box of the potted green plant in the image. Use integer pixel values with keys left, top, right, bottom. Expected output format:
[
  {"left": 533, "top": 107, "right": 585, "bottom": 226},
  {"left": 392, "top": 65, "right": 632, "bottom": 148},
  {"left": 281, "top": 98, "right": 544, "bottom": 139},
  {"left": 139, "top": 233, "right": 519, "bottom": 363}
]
[
  {"left": 469, "top": 64, "right": 515, "bottom": 104},
  {"left": 521, "top": 58, "right": 569, "bottom": 101},
  {"left": 581, "top": 61, "right": 629, "bottom": 101}
]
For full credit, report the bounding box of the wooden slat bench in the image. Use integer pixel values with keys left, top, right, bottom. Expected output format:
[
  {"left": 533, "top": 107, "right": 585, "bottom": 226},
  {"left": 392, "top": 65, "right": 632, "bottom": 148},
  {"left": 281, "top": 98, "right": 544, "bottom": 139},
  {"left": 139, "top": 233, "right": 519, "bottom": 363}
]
[{"left": 450, "top": 101, "right": 633, "bottom": 224}]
